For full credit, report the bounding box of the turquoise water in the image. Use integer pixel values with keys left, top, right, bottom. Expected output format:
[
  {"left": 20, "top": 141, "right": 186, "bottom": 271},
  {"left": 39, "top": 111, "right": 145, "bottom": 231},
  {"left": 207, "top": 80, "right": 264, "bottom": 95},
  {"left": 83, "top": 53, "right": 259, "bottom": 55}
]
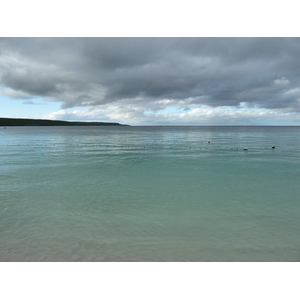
[{"left": 0, "top": 126, "right": 300, "bottom": 261}]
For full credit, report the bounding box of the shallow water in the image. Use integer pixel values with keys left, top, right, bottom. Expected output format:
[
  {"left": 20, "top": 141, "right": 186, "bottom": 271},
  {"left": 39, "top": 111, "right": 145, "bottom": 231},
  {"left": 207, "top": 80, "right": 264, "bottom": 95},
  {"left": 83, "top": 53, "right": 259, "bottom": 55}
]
[{"left": 1, "top": 126, "right": 300, "bottom": 261}]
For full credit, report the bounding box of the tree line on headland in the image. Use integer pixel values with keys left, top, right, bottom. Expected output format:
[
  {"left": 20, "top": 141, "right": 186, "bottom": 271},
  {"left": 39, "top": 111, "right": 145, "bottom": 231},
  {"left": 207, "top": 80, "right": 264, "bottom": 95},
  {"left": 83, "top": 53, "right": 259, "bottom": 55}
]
[{"left": 0, "top": 117, "right": 128, "bottom": 126}]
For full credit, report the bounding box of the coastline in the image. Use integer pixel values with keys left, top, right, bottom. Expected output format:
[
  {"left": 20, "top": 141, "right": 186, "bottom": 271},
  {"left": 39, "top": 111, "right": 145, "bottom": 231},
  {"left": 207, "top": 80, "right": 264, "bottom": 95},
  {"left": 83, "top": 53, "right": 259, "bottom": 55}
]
[{"left": 0, "top": 117, "right": 128, "bottom": 127}]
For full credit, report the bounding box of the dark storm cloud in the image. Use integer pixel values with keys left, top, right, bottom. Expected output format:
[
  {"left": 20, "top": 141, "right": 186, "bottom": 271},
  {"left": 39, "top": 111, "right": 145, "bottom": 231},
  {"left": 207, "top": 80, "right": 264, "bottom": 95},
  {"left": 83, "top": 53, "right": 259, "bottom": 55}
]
[{"left": 1, "top": 37, "right": 300, "bottom": 111}]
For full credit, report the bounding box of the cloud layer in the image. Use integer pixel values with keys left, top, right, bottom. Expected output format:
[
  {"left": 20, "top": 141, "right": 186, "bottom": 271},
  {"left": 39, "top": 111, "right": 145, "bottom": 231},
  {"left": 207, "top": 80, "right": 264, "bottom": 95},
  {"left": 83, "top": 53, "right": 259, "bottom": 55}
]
[{"left": 1, "top": 37, "right": 300, "bottom": 124}]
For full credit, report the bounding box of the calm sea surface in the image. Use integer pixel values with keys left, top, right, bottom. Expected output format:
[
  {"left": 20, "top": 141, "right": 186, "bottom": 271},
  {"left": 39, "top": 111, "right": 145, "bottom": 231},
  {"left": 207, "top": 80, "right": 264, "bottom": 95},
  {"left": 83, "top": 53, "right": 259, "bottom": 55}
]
[{"left": 0, "top": 126, "right": 300, "bottom": 261}]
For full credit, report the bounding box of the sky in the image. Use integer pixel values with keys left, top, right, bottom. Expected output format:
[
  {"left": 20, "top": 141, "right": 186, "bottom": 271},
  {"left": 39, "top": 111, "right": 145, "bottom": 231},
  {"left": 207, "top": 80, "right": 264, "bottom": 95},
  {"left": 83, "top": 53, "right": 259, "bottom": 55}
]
[{"left": 1, "top": 37, "right": 300, "bottom": 126}]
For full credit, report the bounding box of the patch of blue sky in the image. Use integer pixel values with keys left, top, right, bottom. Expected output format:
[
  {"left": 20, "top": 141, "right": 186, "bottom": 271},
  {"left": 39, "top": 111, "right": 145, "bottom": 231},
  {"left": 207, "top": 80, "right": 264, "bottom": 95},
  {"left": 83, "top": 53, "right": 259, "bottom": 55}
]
[
  {"left": 155, "top": 104, "right": 242, "bottom": 114},
  {"left": 0, "top": 94, "right": 61, "bottom": 118},
  {"left": 155, "top": 105, "right": 185, "bottom": 115}
]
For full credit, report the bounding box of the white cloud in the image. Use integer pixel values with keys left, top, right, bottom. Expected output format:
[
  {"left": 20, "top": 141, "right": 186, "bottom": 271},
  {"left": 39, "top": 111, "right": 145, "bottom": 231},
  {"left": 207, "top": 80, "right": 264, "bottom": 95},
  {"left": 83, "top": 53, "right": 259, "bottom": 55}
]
[
  {"left": 283, "top": 87, "right": 300, "bottom": 95},
  {"left": 274, "top": 77, "right": 289, "bottom": 86},
  {"left": 41, "top": 104, "right": 300, "bottom": 126}
]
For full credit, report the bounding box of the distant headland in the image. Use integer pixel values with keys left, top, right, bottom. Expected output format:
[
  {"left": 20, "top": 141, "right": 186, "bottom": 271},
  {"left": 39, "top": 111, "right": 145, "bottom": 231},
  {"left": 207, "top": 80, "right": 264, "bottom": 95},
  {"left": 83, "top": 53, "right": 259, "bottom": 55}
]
[{"left": 0, "top": 117, "right": 128, "bottom": 127}]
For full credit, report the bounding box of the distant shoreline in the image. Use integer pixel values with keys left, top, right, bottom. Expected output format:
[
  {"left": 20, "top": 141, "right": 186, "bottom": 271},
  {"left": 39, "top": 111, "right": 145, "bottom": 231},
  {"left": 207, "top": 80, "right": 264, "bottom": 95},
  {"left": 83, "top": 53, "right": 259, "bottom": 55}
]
[{"left": 0, "top": 117, "right": 128, "bottom": 127}]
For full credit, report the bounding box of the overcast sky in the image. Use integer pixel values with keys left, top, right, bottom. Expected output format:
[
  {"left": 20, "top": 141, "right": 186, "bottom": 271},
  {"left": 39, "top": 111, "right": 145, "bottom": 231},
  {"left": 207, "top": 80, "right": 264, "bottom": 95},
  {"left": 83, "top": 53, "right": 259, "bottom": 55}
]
[{"left": 1, "top": 37, "right": 300, "bottom": 125}]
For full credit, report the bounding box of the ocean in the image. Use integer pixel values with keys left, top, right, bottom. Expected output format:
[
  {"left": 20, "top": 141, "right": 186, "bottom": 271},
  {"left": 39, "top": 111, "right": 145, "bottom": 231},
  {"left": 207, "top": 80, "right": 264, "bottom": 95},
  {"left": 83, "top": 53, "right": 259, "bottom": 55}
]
[{"left": 0, "top": 126, "right": 299, "bottom": 261}]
